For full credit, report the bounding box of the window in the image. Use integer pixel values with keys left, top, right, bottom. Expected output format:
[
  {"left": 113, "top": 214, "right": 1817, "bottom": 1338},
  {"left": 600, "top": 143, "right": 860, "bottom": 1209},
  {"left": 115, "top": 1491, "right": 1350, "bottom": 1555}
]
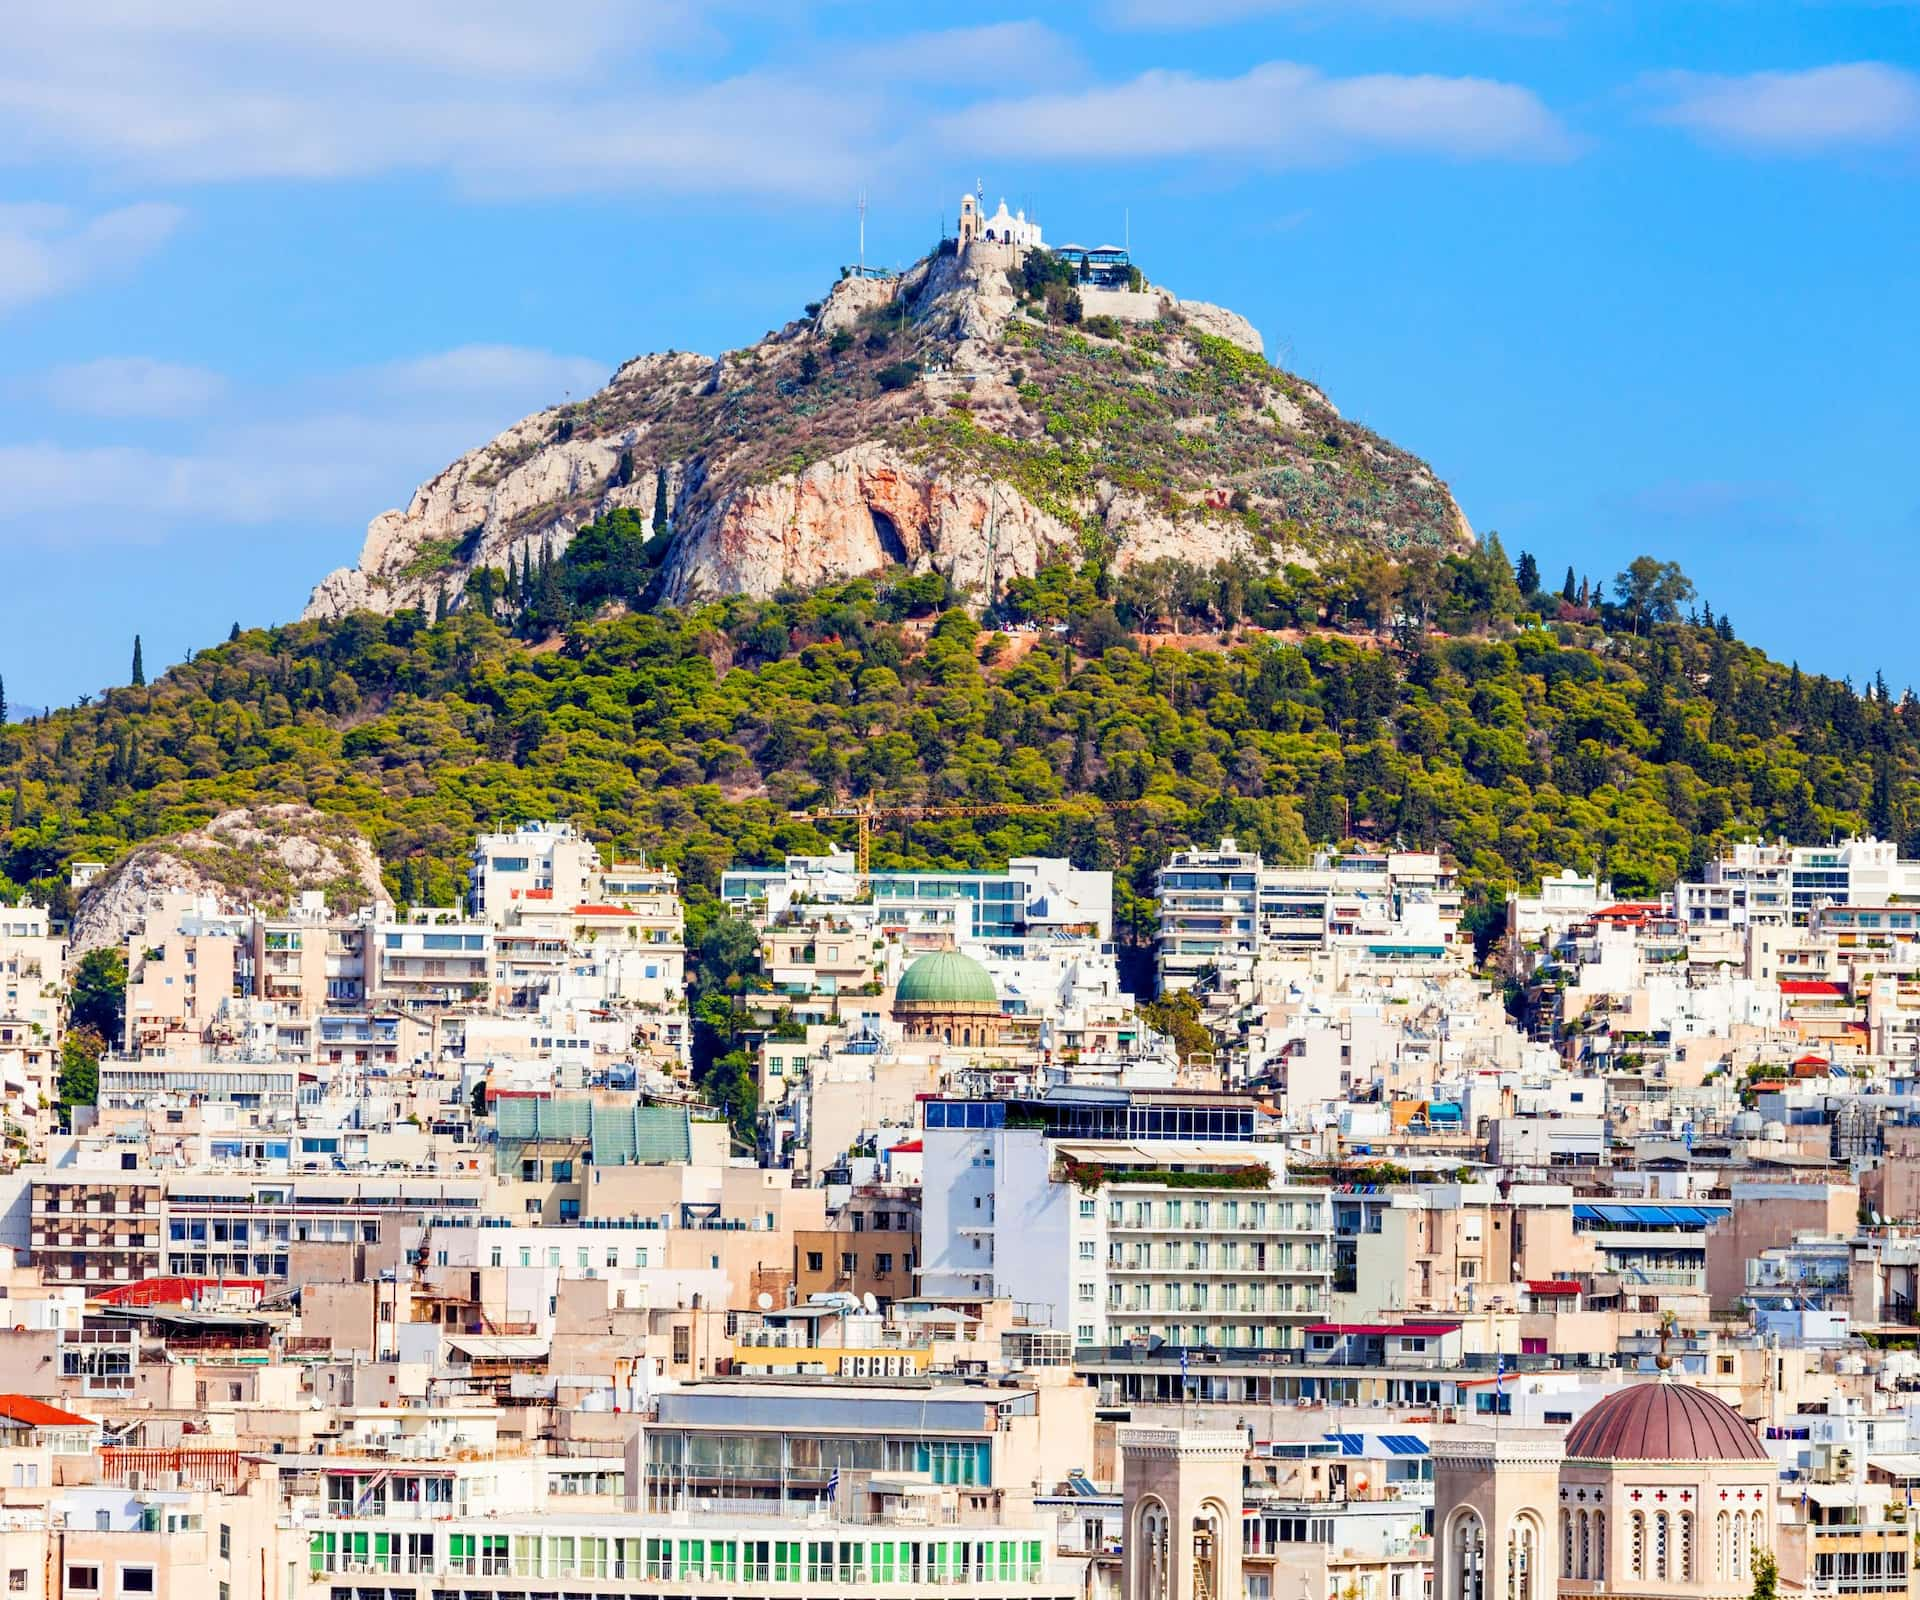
[
  {"left": 807, "top": 1252, "right": 824, "bottom": 1273},
  {"left": 841, "top": 1252, "right": 857, "bottom": 1275},
  {"left": 65, "top": 1569, "right": 99, "bottom": 1593},
  {"left": 220, "top": 1523, "right": 231, "bottom": 1559},
  {"left": 8, "top": 1571, "right": 25, "bottom": 1593},
  {"left": 875, "top": 1253, "right": 893, "bottom": 1274}
]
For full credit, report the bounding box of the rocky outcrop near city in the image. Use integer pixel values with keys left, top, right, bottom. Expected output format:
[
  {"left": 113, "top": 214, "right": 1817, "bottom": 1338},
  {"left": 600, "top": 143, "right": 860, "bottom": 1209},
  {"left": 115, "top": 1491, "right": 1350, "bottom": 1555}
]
[
  {"left": 69, "top": 804, "right": 388, "bottom": 955},
  {"left": 303, "top": 239, "right": 1471, "bottom": 621}
]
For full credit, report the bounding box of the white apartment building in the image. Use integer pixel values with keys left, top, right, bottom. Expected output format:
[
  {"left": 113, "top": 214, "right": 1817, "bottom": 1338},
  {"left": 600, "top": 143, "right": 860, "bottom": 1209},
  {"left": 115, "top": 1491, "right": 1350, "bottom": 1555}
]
[
  {"left": 0, "top": 903, "right": 64, "bottom": 1124},
  {"left": 373, "top": 914, "right": 497, "bottom": 1009},
  {"left": 920, "top": 1092, "right": 1331, "bottom": 1350},
  {"left": 1677, "top": 836, "right": 1920, "bottom": 930},
  {"left": 468, "top": 821, "right": 603, "bottom": 924},
  {"left": 1157, "top": 839, "right": 1463, "bottom": 992},
  {"left": 723, "top": 854, "right": 1113, "bottom": 942}
]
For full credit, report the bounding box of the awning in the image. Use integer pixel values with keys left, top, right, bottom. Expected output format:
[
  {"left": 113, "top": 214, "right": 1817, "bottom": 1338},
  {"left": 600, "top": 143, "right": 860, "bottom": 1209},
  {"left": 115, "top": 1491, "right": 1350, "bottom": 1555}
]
[
  {"left": 1866, "top": 1454, "right": 1920, "bottom": 1482},
  {"left": 444, "top": 1334, "right": 549, "bottom": 1361}
]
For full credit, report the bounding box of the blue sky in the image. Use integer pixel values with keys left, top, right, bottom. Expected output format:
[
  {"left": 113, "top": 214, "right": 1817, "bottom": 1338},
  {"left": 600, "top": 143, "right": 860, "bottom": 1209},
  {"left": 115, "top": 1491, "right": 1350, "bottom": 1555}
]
[{"left": 3, "top": 1, "right": 1918, "bottom": 706}]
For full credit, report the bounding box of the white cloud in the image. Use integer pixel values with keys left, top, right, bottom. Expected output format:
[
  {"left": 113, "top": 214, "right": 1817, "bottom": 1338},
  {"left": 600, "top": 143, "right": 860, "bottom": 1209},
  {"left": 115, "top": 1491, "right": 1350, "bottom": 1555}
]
[
  {"left": 45, "top": 357, "right": 226, "bottom": 419},
  {"left": 0, "top": 202, "right": 183, "bottom": 315},
  {"left": 0, "top": 3, "right": 882, "bottom": 200},
  {"left": 940, "top": 62, "right": 1572, "bottom": 165},
  {"left": 1645, "top": 63, "right": 1920, "bottom": 152},
  {"left": 0, "top": 343, "right": 611, "bottom": 542}
]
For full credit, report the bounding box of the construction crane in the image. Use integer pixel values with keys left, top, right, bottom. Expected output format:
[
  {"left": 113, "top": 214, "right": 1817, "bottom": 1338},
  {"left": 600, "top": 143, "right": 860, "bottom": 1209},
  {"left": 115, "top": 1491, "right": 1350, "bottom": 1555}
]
[{"left": 787, "top": 798, "right": 1146, "bottom": 878}]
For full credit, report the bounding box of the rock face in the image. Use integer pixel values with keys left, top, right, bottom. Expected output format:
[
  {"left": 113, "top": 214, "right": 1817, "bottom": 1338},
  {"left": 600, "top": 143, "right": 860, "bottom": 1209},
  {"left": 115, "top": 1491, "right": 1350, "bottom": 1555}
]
[
  {"left": 303, "top": 242, "right": 1470, "bottom": 621},
  {"left": 70, "top": 804, "right": 389, "bottom": 954}
]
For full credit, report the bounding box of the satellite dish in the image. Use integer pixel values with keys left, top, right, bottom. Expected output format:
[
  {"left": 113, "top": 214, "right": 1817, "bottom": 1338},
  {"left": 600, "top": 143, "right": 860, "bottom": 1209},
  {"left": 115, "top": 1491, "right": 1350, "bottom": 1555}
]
[
  {"left": 756, "top": 1292, "right": 774, "bottom": 1311},
  {"left": 862, "top": 1292, "right": 879, "bottom": 1314}
]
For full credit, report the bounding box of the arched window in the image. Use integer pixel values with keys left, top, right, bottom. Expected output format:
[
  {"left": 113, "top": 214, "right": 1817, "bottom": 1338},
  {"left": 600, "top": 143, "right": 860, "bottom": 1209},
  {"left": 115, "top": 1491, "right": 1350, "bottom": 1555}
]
[
  {"left": 1135, "top": 1498, "right": 1170, "bottom": 1600},
  {"left": 1630, "top": 1511, "right": 1647, "bottom": 1580},
  {"left": 1733, "top": 1512, "right": 1747, "bottom": 1580},
  {"left": 1562, "top": 1511, "right": 1574, "bottom": 1580},
  {"left": 1577, "top": 1510, "right": 1590, "bottom": 1580},
  {"left": 1507, "top": 1518, "right": 1537, "bottom": 1600},
  {"left": 1655, "top": 1511, "right": 1670, "bottom": 1581},
  {"left": 1594, "top": 1511, "right": 1605, "bottom": 1581},
  {"left": 1450, "top": 1509, "right": 1487, "bottom": 1600},
  {"left": 1679, "top": 1511, "right": 1694, "bottom": 1580},
  {"left": 1718, "top": 1510, "right": 1731, "bottom": 1578}
]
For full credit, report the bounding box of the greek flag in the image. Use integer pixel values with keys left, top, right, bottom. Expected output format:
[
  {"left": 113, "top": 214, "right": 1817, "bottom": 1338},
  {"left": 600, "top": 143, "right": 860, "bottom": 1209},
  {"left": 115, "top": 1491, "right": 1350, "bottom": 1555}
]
[
  {"left": 1495, "top": 1351, "right": 1507, "bottom": 1409},
  {"left": 826, "top": 1468, "right": 841, "bottom": 1502}
]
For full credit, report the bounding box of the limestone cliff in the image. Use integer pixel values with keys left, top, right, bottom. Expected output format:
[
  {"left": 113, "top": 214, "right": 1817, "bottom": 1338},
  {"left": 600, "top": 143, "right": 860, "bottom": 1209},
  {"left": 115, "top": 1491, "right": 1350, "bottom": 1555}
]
[{"left": 303, "top": 243, "right": 1470, "bottom": 620}]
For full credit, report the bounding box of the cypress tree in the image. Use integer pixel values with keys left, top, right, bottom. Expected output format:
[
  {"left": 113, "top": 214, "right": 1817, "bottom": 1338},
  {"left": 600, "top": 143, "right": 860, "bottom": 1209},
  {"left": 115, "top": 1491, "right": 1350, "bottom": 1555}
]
[
  {"left": 0, "top": 673, "right": 7, "bottom": 725},
  {"left": 653, "top": 469, "right": 669, "bottom": 535},
  {"left": 1561, "top": 566, "right": 1578, "bottom": 603},
  {"left": 228, "top": 622, "right": 241, "bottom": 642},
  {"left": 130, "top": 635, "right": 145, "bottom": 687}
]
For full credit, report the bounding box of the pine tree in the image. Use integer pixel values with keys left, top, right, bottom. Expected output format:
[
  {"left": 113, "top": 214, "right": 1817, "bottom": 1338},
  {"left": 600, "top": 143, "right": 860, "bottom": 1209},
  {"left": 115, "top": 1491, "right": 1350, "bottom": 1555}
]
[
  {"left": 1716, "top": 613, "right": 1734, "bottom": 642},
  {"left": 1870, "top": 753, "right": 1900, "bottom": 839},
  {"left": 653, "top": 470, "right": 669, "bottom": 535},
  {"left": 434, "top": 587, "right": 447, "bottom": 624},
  {"left": 1514, "top": 550, "right": 1539, "bottom": 596},
  {"left": 130, "top": 635, "right": 145, "bottom": 688},
  {"left": 1561, "top": 566, "right": 1578, "bottom": 604}
]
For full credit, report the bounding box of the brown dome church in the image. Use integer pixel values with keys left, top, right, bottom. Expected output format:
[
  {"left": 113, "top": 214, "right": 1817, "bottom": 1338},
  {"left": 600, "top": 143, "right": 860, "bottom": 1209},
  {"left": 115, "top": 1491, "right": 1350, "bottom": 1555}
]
[{"left": 1433, "top": 1377, "right": 1775, "bottom": 1600}]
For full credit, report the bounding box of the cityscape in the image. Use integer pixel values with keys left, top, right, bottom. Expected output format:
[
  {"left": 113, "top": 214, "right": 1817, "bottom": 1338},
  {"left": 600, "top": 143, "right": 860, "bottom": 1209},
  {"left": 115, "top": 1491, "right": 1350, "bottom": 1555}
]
[{"left": 3, "top": 5, "right": 1917, "bottom": 1600}]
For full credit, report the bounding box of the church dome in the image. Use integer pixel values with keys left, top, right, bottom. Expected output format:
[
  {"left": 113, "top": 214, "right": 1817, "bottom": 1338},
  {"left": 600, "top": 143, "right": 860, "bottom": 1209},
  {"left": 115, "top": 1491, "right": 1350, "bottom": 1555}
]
[
  {"left": 895, "top": 950, "right": 997, "bottom": 1007},
  {"left": 1565, "top": 1381, "right": 1767, "bottom": 1463}
]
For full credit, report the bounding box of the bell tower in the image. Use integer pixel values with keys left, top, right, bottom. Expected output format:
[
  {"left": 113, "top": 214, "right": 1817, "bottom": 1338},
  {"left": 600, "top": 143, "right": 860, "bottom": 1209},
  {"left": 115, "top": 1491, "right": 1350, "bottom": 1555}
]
[
  {"left": 957, "top": 189, "right": 982, "bottom": 249},
  {"left": 1433, "top": 1431, "right": 1565, "bottom": 1600},
  {"left": 1119, "top": 1427, "right": 1244, "bottom": 1600}
]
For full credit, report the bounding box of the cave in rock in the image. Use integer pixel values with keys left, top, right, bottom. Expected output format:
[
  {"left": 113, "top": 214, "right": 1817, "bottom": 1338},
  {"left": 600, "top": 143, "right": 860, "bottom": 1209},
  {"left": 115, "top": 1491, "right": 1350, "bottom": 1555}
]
[{"left": 868, "top": 505, "right": 909, "bottom": 564}]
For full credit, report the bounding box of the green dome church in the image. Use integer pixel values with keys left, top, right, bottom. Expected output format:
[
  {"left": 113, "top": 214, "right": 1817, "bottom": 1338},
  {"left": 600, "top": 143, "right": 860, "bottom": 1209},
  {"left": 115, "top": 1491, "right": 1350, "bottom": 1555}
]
[{"left": 892, "top": 949, "right": 1003, "bottom": 1046}]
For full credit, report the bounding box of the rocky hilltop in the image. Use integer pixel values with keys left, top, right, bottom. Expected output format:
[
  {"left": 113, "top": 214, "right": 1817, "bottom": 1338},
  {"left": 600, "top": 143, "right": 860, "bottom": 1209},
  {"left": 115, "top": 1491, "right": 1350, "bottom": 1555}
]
[
  {"left": 70, "top": 804, "right": 387, "bottom": 955},
  {"left": 304, "top": 241, "right": 1471, "bottom": 620}
]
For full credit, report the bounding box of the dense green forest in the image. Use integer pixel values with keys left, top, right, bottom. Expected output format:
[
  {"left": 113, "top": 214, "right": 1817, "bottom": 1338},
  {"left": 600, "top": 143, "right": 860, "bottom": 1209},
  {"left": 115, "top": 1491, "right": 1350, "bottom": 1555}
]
[{"left": 5, "top": 529, "right": 1916, "bottom": 967}]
